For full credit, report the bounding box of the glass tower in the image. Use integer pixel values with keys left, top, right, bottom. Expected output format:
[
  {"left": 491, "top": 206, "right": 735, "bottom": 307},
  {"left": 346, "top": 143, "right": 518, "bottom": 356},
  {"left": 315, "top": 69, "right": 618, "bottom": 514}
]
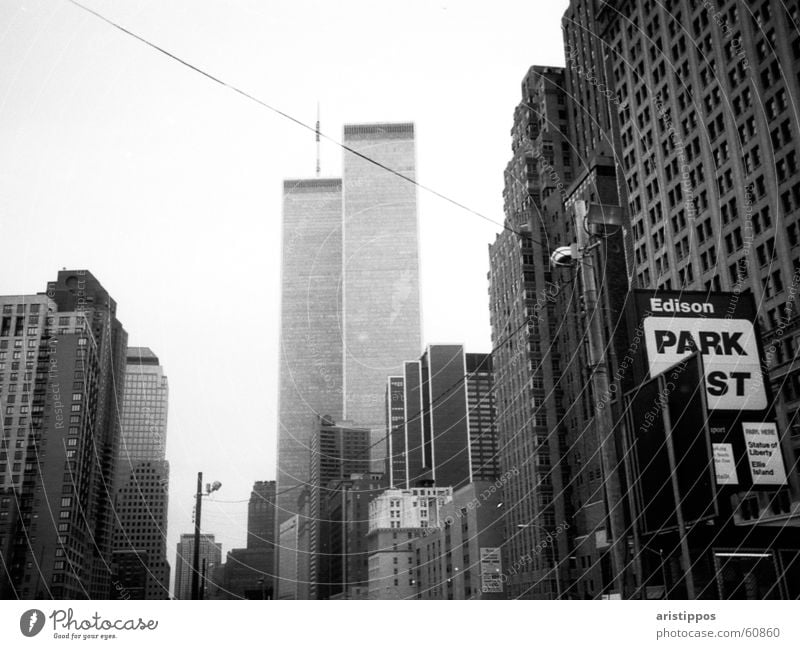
[
  {"left": 342, "top": 123, "right": 422, "bottom": 463},
  {"left": 112, "top": 347, "right": 170, "bottom": 599},
  {"left": 277, "top": 123, "right": 422, "bottom": 525},
  {"left": 277, "top": 178, "right": 344, "bottom": 526},
  {"left": 276, "top": 123, "right": 422, "bottom": 596}
]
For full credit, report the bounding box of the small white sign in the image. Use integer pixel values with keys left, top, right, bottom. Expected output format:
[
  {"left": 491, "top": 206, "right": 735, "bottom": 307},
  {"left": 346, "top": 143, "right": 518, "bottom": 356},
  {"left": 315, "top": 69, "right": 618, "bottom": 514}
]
[
  {"left": 712, "top": 443, "right": 738, "bottom": 485},
  {"left": 742, "top": 422, "right": 787, "bottom": 485},
  {"left": 643, "top": 317, "right": 767, "bottom": 410},
  {"left": 480, "top": 547, "right": 502, "bottom": 593}
]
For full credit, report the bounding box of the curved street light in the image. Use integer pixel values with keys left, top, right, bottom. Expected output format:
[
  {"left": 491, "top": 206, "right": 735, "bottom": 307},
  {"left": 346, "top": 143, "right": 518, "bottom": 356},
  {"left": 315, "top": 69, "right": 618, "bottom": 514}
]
[{"left": 191, "top": 472, "right": 222, "bottom": 600}]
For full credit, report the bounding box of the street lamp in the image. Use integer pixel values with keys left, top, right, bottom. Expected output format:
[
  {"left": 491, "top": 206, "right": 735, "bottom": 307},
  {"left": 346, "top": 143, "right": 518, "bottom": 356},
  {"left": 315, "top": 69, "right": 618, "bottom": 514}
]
[
  {"left": 518, "top": 522, "right": 562, "bottom": 599},
  {"left": 191, "top": 472, "right": 222, "bottom": 600},
  {"left": 549, "top": 200, "right": 628, "bottom": 599}
]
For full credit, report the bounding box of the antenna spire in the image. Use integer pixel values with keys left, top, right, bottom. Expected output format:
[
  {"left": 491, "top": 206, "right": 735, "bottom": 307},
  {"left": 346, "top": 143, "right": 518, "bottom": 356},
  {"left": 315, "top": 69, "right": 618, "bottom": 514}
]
[{"left": 315, "top": 102, "right": 321, "bottom": 177}]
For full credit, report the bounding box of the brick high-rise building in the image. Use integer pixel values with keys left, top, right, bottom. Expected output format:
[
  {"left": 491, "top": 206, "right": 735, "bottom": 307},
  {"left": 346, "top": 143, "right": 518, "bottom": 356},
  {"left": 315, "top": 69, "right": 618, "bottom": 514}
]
[
  {"left": 488, "top": 67, "right": 574, "bottom": 599},
  {"left": 588, "top": 0, "right": 800, "bottom": 492},
  {"left": 0, "top": 293, "right": 56, "bottom": 598},
  {"left": 0, "top": 271, "right": 127, "bottom": 599},
  {"left": 367, "top": 486, "right": 451, "bottom": 600},
  {"left": 553, "top": 0, "right": 800, "bottom": 598}
]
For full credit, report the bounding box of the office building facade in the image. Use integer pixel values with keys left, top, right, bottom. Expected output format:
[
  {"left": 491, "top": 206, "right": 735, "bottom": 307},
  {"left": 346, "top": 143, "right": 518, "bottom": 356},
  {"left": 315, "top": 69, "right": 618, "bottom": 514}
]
[
  {"left": 323, "top": 472, "right": 384, "bottom": 600},
  {"left": 248, "top": 480, "right": 276, "bottom": 550},
  {"left": 0, "top": 271, "right": 127, "bottom": 599},
  {"left": 112, "top": 346, "right": 170, "bottom": 599},
  {"left": 173, "top": 533, "right": 222, "bottom": 600},
  {"left": 341, "top": 123, "right": 422, "bottom": 446},
  {"left": 563, "top": 0, "right": 800, "bottom": 597},
  {"left": 367, "top": 486, "right": 451, "bottom": 599},
  {"left": 386, "top": 345, "right": 499, "bottom": 490},
  {"left": 413, "top": 481, "right": 506, "bottom": 600},
  {"left": 587, "top": 0, "right": 800, "bottom": 501},
  {"left": 276, "top": 122, "right": 423, "bottom": 591},
  {"left": 277, "top": 178, "right": 344, "bottom": 527},
  {"left": 308, "top": 417, "right": 371, "bottom": 598},
  {"left": 488, "top": 67, "right": 574, "bottom": 599},
  {"left": 277, "top": 122, "right": 422, "bottom": 525}
]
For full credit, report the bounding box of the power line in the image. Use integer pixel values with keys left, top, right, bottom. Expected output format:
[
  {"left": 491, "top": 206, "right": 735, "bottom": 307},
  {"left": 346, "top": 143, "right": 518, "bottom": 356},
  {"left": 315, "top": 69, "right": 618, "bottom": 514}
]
[{"left": 65, "top": 0, "right": 544, "bottom": 245}]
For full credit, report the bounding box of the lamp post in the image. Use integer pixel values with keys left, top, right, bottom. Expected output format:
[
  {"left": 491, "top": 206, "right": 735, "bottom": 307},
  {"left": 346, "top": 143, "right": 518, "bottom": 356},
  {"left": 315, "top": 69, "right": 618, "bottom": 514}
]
[
  {"left": 552, "top": 200, "right": 628, "bottom": 599},
  {"left": 518, "top": 522, "right": 562, "bottom": 599},
  {"left": 191, "top": 472, "right": 222, "bottom": 600}
]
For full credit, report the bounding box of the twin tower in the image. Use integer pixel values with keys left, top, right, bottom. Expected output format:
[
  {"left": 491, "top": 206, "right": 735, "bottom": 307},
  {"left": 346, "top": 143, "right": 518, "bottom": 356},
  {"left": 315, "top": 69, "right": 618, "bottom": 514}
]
[{"left": 277, "top": 123, "right": 422, "bottom": 525}]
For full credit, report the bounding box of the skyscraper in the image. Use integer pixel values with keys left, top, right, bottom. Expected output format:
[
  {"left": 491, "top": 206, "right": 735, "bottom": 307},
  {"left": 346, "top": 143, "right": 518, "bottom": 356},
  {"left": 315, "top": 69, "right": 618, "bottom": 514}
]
[
  {"left": 465, "top": 353, "right": 500, "bottom": 482},
  {"left": 112, "top": 347, "right": 170, "bottom": 599},
  {"left": 385, "top": 345, "right": 499, "bottom": 490},
  {"left": 248, "top": 480, "right": 275, "bottom": 550},
  {"left": 0, "top": 293, "right": 56, "bottom": 598},
  {"left": 308, "top": 417, "right": 370, "bottom": 599},
  {"left": 581, "top": 0, "right": 800, "bottom": 494},
  {"left": 488, "top": 67, "right": 574, "bottom": 599},
  {"left": 342, "top": 123, "right": 422, "bottom": 450},
  {"left": 277, "top": 178, "right": 344, "bottom": 527},
  {"left": 323, "top": 471, "right": 384, "bottom": 600},
  {"left": 276, "top": 123, "right": 423, "bottom": 586},
  {"left": 557, "top": 0, "right": 800, "bottom": 597},
  {"left": 542, "top": 152, "right": 629, "bottom": 599},
  {"left": 0, "top": 271, "right": 127, "bottom": 599}
]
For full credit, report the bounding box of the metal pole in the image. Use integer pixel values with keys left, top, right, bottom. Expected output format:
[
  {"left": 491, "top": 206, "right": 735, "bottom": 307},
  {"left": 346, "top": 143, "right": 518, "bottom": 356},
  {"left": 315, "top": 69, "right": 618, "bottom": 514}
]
[
  {"left": 550, "top": 536, "right": 562, "bottom": 599},
  {"left": 201, "top": 558, "right": 206, "bottom": 600},
  {"left": 342, "top": 485, "right": 348, "bottom": 600},
  {"left": 660, "top": 549, "right": 669, "bottom": 600},
  {"left": 191, "top": 471, "right": 202, "bottom": 600},
  {"left": 575, "top": 200, "right": 627, "bottom": 598},
  {"left": 622, "top": 404, "right": 645, "bottom": 599},
  {"left": 660, "top": 376, "right": 696, "bottom": 599}
]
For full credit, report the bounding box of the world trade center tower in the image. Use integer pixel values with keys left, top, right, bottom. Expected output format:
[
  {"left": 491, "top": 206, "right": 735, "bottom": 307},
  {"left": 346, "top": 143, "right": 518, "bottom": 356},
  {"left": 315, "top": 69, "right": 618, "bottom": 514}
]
[{"left": 276, "top": 123, "right": 422, "bottom": 529}]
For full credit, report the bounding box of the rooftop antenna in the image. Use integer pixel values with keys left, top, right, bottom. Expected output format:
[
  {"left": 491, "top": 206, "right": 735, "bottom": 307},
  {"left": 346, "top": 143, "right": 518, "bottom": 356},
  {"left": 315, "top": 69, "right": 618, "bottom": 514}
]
[{"left": 315, "top": 102, "right": 321, "bottom": 177}]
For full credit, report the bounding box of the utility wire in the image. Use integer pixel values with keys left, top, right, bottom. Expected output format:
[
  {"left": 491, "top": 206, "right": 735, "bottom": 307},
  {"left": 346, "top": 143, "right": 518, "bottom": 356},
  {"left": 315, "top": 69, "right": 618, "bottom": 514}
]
[
  {"left": 63, "top": 0, "right": 568, "bottom": 502},
  {"left": 65, "top": 0, "right": 544, "bottom": 245}
]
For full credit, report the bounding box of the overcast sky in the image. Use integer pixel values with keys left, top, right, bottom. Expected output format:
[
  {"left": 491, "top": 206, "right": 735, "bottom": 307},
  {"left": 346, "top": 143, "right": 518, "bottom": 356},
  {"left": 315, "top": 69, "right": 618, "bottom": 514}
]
[{"left": 0, "top": 0, "right": 569, "bottom": 572}]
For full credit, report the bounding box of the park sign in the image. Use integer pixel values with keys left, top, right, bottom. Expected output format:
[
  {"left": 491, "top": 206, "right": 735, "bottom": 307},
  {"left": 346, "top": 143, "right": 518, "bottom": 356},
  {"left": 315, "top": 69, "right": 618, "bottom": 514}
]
[
  {"left": 625, "top": 290, "right": 786, "bottom": 489},
  {"left": 627, "top": 290, "right": 766, "bottom": 411}
]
